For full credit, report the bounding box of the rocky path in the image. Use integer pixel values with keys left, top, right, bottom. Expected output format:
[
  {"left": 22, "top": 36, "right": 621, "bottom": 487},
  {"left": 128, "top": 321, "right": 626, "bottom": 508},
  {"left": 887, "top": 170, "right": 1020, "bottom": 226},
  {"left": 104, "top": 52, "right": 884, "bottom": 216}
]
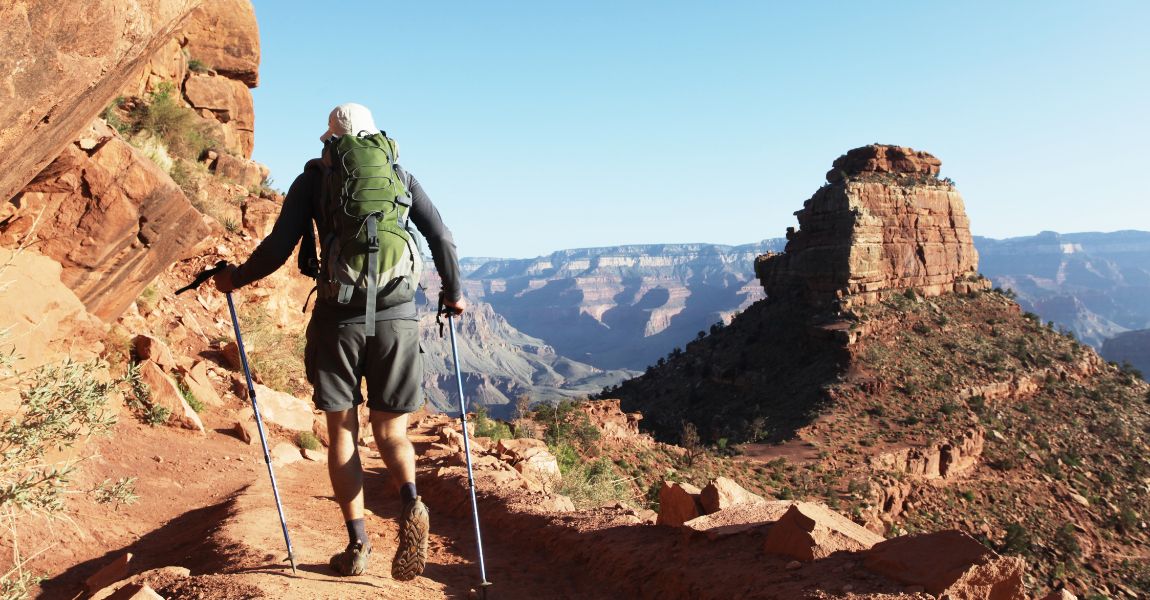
[{"left": 34, "top": 415, "right": 611, "bottom": 599}]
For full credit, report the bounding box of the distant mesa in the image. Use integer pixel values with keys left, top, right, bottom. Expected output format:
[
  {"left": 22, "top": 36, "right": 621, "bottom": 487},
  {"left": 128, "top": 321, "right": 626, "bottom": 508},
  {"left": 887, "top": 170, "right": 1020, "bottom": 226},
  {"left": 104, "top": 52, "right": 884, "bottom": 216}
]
[{"left": 756, "top": 144, "right": 988, "bottom": 309}]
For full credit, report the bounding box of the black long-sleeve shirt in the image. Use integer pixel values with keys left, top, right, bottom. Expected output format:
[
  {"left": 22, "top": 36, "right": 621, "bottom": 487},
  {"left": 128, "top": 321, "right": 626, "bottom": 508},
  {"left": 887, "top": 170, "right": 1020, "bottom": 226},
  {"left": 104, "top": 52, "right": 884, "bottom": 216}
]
[{"left": 233, "top": 159, "right": 462, "bottom": 321}]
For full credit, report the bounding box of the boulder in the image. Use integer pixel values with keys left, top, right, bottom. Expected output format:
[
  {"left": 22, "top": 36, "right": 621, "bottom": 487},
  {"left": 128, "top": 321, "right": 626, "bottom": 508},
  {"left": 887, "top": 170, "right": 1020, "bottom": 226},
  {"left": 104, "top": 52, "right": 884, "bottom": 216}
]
[
  {"left": 176, "top": 361, "right": 223, "bottom": 408},
  {"left": 699, "top": 477, "right": 765, "bottom": 514},
  {"left": 241, "top": 195, "right": 279, "bottom": 238},
  {"left": 4, "top": 121, "right": 212, "bottom": 320},
  {"left": 0, "top": 247, "right": 104, "bottom": 379},
  {"left": 513, "top": 450, "right": 561, "bottom": 482},
  {"left": 183, "top": 73, "right": 254, "bottom": 156},
  {"left": 1040, "top": 590, "right": 1078, "bottom": 600},
  {"left": 84, "top": 552, "right": 132, "bottom": 593},
  {"left": 90, "top": 566, "right": 190, "bottom": 600},
  {"left": 656, "top": 481, "right": 703, "bottom": 527},
  {"left": 137, "top": 361, "right": 204, "bottom": 433},
  {"left": 252, "top": 384, "right": 314, "bottom": 431},
  {"left": 104, "top": 584, "right": 163, "bottom": 599},
  {"left": 0, "top": 0, "right": 201, "bottom": 205},
  {"left": 212, "top": 153, "right": 265, "bottom": 189},
  {"left": 864, "top": 530, "right": 1025, "bottom": 599},
  {"left": 684, "top": 500, "right": 794, "bottom": 539},
  {"left": 271, "top": 442, "right": 302, "bottom": 467},
  {"left": 233, "top": 420, "right": 258, "bottom": 445},
  {"left": 762, "top": 501, "right": 884, "bottom": 561},
  {"left": 132, "top": 334, "right": 174, "bottom": 369}
]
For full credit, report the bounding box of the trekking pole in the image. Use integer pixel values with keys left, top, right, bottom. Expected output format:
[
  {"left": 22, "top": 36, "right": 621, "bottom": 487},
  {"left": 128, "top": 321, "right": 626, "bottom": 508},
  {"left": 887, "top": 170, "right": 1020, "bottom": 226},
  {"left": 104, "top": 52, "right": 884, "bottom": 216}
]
[
  {"left": 177, "top": 261, "right": 298, "bottom": 575},
  {"left": 438, "top": 300, "right": 492, "bottom": 596}
]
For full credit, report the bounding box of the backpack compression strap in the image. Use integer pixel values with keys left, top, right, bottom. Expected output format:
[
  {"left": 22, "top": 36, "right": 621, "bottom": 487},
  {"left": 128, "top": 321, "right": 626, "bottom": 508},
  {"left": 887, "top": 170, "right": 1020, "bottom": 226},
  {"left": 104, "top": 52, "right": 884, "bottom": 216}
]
[{"left": 363, "top": 213, "right": 380, "bottom": 337}]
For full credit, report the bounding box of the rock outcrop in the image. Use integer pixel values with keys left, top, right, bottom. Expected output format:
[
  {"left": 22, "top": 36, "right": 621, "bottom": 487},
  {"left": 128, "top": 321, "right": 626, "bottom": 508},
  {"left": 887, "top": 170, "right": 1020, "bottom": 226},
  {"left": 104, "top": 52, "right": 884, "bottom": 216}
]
[
  {"left": 864, "top": 530, "right": 1026, "bottom": 599},
  {"left": 4, "top": 120, "right": 211, "bottom": 320},
  {"left": 0, "top": 0, "right": 203, "bottom": 204},
  {"left": 756, "top": 144, "right": 988, "bottom": 309}
]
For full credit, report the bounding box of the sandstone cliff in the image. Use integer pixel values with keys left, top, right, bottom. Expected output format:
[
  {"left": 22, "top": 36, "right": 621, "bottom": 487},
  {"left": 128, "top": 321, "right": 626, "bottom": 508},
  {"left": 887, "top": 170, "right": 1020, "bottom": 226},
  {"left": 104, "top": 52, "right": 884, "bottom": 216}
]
[
  {"left": 1, "top": 0, "right": 263, "bottom": 324},
  {"left": 0, "top": 0, "right": 203, "bottom": 205},
  {"left": 756, "top": 145, "right": 987, "bottom": 309}
]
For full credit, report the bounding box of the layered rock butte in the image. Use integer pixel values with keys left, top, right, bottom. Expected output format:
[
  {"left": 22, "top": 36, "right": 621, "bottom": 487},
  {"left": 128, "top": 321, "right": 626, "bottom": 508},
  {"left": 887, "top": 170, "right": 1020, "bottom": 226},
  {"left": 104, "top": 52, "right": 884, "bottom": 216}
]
[
  {"left": 614, "top": 145, "right": 1150, "bottom": 597},
  {"left": 756, "top": 144, "right": 988, "bottom": 309}
]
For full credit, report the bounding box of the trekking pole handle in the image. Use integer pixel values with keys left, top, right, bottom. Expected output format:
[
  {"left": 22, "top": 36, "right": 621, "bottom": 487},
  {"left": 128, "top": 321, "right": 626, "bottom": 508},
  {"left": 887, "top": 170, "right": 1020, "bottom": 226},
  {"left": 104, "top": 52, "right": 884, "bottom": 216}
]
[{"left": 175, "top": 260, "right": 229, "bottom": 295}]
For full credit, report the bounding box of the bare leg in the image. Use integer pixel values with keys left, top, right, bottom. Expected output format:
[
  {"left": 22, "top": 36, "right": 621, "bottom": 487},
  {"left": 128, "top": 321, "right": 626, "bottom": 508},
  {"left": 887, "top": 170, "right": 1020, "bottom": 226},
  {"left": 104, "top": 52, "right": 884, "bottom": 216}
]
[
  {"left": 326, "top": 409, "right": 364, "bottom": 521},
  {"left": 370, "top": 411, "right": 415, "bottom": 491}
]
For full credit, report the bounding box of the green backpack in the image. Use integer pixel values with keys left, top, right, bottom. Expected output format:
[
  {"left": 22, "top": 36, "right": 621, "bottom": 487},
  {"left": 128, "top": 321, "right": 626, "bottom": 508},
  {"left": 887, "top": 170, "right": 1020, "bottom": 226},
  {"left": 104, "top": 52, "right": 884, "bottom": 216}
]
[{"left": 315, "top": 132, "right": 423, "bottom": 335}]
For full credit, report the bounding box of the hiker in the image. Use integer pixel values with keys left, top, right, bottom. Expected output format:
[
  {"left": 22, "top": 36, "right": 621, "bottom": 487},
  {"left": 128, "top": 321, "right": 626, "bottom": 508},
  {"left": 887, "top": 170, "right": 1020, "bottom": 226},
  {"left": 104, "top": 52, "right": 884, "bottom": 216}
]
[{"left": 213, "top": 102, "right": 465, "bottom": 580}]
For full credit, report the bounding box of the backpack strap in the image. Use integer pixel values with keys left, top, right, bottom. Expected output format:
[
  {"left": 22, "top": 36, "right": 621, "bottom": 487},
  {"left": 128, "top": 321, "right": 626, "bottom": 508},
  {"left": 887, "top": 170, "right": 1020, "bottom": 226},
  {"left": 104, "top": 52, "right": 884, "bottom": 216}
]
[{"left": 363, "top": 213, "right": 380, "bottom": 337}]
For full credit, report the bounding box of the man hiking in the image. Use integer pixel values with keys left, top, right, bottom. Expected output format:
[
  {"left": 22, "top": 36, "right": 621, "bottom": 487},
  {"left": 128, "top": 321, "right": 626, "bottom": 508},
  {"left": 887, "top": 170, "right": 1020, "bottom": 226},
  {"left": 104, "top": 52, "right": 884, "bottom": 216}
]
[{"left": 214, "top": 102, "right": 465, "bottom": 580}]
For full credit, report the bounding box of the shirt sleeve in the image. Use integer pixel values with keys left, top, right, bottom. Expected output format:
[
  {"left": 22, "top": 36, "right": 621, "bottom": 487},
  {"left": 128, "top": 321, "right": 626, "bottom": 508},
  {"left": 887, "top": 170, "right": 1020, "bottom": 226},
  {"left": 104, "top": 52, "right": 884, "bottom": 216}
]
[
  {"left": 401, "top": 166, "right": 463, "bottom": 302},
  {"left": 232, "top": 165, "right": 318, "bottom": 288}
]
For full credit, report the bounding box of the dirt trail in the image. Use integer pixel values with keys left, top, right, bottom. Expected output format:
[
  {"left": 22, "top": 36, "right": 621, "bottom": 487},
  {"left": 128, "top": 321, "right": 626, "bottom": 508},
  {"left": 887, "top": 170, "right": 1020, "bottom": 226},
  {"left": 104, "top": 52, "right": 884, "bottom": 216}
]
[
  {"left": 33, "top": 415, "right": 611, "bottom": 599},
  {"left": 32, "top": 412, "right": 922, "bottom": 599}
]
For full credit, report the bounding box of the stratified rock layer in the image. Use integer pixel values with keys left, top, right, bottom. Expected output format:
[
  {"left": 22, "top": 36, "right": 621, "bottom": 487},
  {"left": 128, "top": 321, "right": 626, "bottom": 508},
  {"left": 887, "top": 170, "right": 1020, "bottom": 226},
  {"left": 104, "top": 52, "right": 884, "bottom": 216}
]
[
  {"left": 0, "top": 0, "right": 203, "bottom": 204},
  {"left": 4, "top": 120, "right": 211, "bottom": 320},
  {"left": 756, "top": 144, "right": 987, "bottom": 309}
]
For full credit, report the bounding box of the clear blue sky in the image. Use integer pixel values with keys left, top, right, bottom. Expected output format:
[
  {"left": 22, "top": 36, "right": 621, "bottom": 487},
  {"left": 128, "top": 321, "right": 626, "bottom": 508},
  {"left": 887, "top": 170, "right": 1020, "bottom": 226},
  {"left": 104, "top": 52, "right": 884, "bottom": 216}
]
[{"left": 249, "top": 1, "right": 1149, "bottom": 259}]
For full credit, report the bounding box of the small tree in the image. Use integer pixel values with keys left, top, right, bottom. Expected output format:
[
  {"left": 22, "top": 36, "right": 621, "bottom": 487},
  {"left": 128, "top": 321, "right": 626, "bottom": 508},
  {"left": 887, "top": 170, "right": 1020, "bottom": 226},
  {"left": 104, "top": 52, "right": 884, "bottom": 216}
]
[{"left": 680, "top": 420, "right": 704, "bottom": 466}]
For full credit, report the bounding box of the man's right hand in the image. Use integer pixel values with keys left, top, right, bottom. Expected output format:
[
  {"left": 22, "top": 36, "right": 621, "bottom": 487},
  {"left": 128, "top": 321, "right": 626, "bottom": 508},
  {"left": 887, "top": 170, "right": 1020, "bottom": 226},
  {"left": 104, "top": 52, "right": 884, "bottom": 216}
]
[
  {"left": 213, "top": 265, "right": 239, "bottom": 293},
  {"left": 441, "top": 296, "right": 467, "bottom": 315}
]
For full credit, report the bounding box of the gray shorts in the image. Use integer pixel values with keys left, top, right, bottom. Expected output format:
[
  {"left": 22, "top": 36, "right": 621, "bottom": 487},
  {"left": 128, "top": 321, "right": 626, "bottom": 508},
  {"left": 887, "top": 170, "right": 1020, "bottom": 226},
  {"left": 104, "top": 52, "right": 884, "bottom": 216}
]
[{"left": 303, "top": 316, "right": 424, "bottom": 413}]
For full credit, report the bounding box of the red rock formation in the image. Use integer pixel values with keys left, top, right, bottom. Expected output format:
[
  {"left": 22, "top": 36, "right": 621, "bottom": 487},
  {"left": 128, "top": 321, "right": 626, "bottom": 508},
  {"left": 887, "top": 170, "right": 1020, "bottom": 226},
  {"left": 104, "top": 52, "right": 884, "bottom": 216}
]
[
  {"left": 864, "top": 530, "right": 1026, "bottom": 599},
  {"left": 756, "top": 144, "right": 988, "bottom": 309},
  {"left": 4, "top": 120, "right": 211, "bottom": 320},
  {"left": 762, "top": 501, "right": 885, "bottom": 561},
  {"left": 181, "top": 0, "right": 261, "bottom": 87},
  {"left": 0, "top": 0, "right": 203, "bottom": 204}
]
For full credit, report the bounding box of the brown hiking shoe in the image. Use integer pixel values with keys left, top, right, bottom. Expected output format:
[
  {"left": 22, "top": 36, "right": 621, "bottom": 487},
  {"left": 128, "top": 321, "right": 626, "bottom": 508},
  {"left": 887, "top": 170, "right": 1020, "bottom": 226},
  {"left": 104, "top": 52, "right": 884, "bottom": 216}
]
[
  {"left": 391, "top": 496, "right": 429, "bottom": 581},
  {"left": 330, "top": 540, "right": 371, "bottom": 576}
]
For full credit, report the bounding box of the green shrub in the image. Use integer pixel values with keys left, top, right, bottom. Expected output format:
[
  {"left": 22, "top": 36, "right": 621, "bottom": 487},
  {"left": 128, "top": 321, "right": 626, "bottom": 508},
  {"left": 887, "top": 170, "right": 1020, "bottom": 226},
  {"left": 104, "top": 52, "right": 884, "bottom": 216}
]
[
  {"left": 1000, "top": 522, "right": 1031, "bottom": 555},
  {"left": 130, "top": 82, "right": 218, "bottom": 161},
  {"left": 178, "top": 381, "right": 204, "bottom": 413},
  {"left": 295, "top": 431, "right": 321, "bottom": 451},
  {"left": 187, "top": 58, "right": 209, "bottom": 73},
  {"left": 93, "top": 477, "right": 138, "bottom": 507},
  {"left": 1, "top": 360, "right": 118, "bottom": 513},
  {"left": 472, "top": 404, "right": 513, "bottom": 442}
]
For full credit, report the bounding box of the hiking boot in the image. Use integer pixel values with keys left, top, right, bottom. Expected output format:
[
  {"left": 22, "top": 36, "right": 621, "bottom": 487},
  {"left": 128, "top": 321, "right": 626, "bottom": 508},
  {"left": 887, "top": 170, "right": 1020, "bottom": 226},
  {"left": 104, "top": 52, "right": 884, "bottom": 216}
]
[
  {"left": 391, "top": 496, "right": 429, "bottom": 581},
  {"left": 330, "top": 540, "right": 371, "bottom": 576}
]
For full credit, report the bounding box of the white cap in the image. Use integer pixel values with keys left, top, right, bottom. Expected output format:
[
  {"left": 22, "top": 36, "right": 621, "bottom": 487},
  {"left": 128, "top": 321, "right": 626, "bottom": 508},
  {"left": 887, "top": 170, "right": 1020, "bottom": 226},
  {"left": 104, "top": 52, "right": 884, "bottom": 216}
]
[{"left": 320, "top": 102, "right": 380, "bottom": 141}]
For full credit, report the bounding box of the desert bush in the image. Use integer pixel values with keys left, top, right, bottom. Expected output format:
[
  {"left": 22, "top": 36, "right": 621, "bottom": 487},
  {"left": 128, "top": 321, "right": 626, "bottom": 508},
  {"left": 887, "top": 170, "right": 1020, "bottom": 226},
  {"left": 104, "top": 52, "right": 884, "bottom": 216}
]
[
  {"left": 1, "top": 360, "right": 118, "bottom": 513},
  {"left": 129, "top": 82, "right": 218, "bottom": 161},
  {"left": 1000, "top": 522, "right": 1032, "bottom": 555},
  {"left": 532, "top": 400, "right": 600, "bottom": 452},
  {"left": 187, "top": 58, "right": 209, "bottom": 73},
  {"left": 295, "top": 431, "right": 321, "bottom": 451},
  {"left": 679, "top": 421, "right": 704, "bottom": 466},
  {"left": 93, "top": 477, "right": 138, "bottom": 507},
  {"left": 236, "top": 304, "right": 308, "bottom": 396},
  {"left": 472, "top": 404, "right": 512, "bottom": 442}
]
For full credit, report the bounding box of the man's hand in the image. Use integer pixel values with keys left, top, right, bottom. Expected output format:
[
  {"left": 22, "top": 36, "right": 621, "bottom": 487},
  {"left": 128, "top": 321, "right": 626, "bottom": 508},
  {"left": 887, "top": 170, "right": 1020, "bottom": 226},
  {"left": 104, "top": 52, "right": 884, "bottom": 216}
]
[
  {"left": 441, "top": 296, "right": 467, "bottom": 315},
  {"left": 213, "top": 265, "right": 239, "bottom": 293}
]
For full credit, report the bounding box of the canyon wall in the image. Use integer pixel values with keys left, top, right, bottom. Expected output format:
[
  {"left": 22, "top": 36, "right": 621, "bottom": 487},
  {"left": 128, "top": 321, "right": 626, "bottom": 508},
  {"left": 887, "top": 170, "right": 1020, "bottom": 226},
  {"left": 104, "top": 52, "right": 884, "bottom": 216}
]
[{"left": 0, "top": 0, "right": 203, "bottom": 205}]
